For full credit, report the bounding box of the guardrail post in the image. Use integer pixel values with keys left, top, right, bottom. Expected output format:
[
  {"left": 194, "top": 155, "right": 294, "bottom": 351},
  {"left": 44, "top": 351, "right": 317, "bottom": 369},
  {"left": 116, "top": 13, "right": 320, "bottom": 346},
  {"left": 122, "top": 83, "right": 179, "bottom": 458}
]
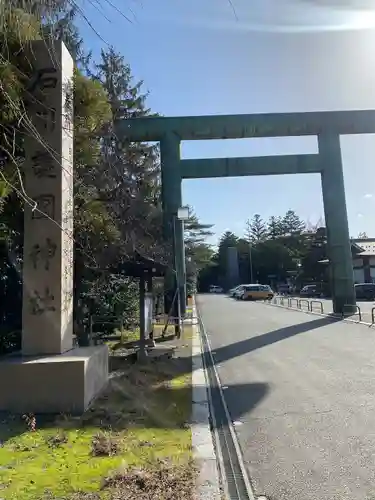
[
  {"left": 310, "top": 300, "right": 324, "bottom": 314},
  {"left": 289, "top": 298, "right": 298, "bottom": 309},
  {"left": 298, "top": 299, "right": 311, "bottom": 312},
  {"left": 342, "top": 304, "right": 362, "bottom": 322}
]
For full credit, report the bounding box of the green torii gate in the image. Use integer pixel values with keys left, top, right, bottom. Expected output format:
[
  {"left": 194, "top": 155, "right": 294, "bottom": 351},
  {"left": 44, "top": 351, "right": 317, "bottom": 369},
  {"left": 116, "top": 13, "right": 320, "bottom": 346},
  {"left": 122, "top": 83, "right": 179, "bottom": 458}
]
[{"left": 118, "top": 109, "right": 375, "bottom": 315}]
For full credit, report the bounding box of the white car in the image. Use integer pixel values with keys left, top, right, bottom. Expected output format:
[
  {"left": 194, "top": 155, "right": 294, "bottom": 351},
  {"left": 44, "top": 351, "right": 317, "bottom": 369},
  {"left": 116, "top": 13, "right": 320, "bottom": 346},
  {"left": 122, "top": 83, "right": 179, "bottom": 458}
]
[
  {"left": 233, "top": 285, "right": 246, "bottom": 299},
  {"left": 228, "top": 285, "right": 244, "bottom": 297},
  {"left": 209, "top": 285, "right": 223, "bottom": 293}
]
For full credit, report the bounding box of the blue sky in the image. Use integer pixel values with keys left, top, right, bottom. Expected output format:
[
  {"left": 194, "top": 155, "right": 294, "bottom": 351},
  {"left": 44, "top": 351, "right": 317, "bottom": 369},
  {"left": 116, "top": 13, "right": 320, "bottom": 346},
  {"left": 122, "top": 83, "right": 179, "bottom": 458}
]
[{"left": 77, "top": 0, "right": 375, "bottom": 244}]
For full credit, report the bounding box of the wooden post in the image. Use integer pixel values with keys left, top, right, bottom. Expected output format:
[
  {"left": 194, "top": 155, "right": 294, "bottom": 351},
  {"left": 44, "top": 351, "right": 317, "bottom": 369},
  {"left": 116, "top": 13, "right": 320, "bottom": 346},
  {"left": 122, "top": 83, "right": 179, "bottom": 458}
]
[{"left": 138, "top": 273, "right": 147, "bottom": 361}]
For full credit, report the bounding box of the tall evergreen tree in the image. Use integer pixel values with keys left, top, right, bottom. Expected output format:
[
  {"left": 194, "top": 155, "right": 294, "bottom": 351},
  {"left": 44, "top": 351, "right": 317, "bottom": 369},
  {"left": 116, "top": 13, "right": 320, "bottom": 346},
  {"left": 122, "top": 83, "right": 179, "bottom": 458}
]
[
  {"left": 92, "top": 47, "right": 163, "bottom": 260},
  {"left": 245, "top": 214, "right": 267, "bottom": 242},
  {"left": 218, "top": 231, "right": 239, "bottom": 249},
  {"left": 267, "top": 216, "right": 284, "bottom": 239},
  {"left": 69, "top": 46, "right": 167, "bottom": 335},
  {"left": 184, "top": 206, "right": 214, "bottom": 246},
  {"left": 183, "top": 207, "right": 214, "bottom": 294},
  {"left": 281, "top": 210, "right": 305, "bottom": 235}
]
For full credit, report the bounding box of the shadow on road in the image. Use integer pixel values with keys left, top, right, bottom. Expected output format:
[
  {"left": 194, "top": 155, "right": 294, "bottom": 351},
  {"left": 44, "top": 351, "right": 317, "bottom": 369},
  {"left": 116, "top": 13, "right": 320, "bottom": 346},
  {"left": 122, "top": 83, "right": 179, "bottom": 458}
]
[
  {"left": 210, "top": 316, "right": 339, "bottom": 366},
  {"left": 216, "top": 382, "right": 269, "bottom": 422}
]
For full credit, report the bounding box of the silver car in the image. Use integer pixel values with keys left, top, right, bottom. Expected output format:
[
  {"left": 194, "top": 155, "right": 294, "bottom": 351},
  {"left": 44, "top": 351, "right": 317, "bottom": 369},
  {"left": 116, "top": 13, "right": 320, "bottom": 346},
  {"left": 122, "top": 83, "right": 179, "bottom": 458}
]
[
  {"left": 232, "top": 285, "right": 246, "bottom": 299},
  {"left": 228, "top": 285, "right": 242, "bottom": 297}
]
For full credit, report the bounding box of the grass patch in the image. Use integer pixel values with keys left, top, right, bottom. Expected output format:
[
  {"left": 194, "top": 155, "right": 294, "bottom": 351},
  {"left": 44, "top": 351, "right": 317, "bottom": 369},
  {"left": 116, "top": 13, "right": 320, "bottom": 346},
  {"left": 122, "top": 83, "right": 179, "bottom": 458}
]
[
  {"left": 0, "top": 352, "right": 193, "bottom": 499},
  {"left": 108, "top": 323, "right": 193, "bottom": 353}
]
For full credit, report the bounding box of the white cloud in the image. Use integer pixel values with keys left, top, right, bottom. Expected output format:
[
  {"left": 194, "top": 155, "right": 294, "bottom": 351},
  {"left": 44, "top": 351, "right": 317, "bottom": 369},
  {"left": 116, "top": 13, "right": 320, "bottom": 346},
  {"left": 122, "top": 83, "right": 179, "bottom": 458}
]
[
  {"left": 364, "top": 193, "right": 373, "bottom": 199},
  {"left": 357, "top": 213, "right": 364, "bottom": 218}
]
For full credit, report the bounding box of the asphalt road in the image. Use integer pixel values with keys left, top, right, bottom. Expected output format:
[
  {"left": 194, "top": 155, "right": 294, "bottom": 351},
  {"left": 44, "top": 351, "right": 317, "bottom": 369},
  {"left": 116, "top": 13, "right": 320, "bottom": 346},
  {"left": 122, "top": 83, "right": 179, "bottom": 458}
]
[{"left": 198, "top": 294, "right": 375, "bottom": 500}]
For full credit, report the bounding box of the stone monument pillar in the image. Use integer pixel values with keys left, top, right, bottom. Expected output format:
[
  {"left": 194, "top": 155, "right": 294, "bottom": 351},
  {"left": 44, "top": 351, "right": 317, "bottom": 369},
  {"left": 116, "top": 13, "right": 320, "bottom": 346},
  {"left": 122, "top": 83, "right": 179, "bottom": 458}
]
[
  {"left": 0, "top": 40, "right": 108, "bottom": 414},
  {"left": 22, "top": 40, "right": 74, "bottom": 355}
]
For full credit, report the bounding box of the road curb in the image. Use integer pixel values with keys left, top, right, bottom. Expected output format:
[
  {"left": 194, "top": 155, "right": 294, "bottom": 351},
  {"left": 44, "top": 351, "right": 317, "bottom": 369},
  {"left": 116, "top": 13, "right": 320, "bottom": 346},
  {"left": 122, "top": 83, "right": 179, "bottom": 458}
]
[
  {"left": 191, "top": 303, "right": 222, "bottom": 500},
  {"left": 199, "top": 310, "right": 257, "bottom": 500}
]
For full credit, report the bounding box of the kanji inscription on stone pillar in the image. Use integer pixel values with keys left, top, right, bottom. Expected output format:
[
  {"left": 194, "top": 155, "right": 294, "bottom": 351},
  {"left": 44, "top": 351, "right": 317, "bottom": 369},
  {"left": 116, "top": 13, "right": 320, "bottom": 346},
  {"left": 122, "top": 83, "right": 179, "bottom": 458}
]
[{"left": 22, "top": 40, "right": 74, "bottom": 355}]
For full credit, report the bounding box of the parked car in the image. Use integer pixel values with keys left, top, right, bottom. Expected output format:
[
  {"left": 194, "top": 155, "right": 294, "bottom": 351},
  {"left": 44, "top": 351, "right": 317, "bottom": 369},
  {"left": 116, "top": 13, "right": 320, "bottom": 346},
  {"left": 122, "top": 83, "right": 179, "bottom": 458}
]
[
  {"left": 355, "top": 283, "right": 375, "bottom": 301},
  {"left": 232, "top": 285, "right": 246, "bottom": 299},
  {"left": 228, "top": 285, "right": 245, "bottom": 297},
  {"left": 299, "top": 284, "right": 323, "bottom": 298},
  {"left": 209, "top": 285, "right": 223, "bottom": 293},
  {"left": 239, "top": 284, "right": 274, "bottom": 301},
  {"left": 278, "top": 284, "right": 292, "bottom": 295}
]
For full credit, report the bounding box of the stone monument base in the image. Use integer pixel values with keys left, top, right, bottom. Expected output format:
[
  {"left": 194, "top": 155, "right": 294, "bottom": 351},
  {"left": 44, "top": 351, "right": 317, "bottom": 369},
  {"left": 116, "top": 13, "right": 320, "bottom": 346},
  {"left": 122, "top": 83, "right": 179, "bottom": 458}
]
[{"left": 0, "top": 345, "right": 108, "bottom": 414}]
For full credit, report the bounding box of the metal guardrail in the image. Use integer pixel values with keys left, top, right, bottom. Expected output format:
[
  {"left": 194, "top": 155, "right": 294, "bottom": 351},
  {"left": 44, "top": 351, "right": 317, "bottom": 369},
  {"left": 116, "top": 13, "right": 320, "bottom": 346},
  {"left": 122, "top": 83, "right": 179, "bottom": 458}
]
[
  {"left": 310, "top": 300, "right": 324, "bottom": 314},
  {"left": 342, "top": 304, "right": 362, "bottom": 322},
  {"left": 269, "top": 295, "right": 323, "bottom": 314},
  {"left": 264, "top": 295, "right": 371, "bottom": 325},
  {"left": 269, "top": 295, "right": 284, "bottom": 306},
  {"left": 298, "top": 299, "right": 311, "bottom": 311},
  {"left": 289, "top": 297, "right": 299, "bottom": 309}
]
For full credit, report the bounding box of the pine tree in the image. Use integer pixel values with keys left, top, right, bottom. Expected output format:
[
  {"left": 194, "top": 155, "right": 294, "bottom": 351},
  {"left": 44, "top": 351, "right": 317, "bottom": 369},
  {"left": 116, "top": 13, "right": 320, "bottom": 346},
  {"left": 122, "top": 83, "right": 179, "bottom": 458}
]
[
  {"left": 218, "top": 231, "right": 239, "bottom": 249},
  {"left": 245, "top": 214, "right": 267, "bottom": 243},
  {"left": 184, "top": 206, "right": 214, "bottom": 246},
  {"left": 92, "top": 47, "right": 162, "bottom": 259},
  {"left": 74, "top": 47, "right": 164, "bottom": 336},
  {"left": 281, "top": 210, "right": 305, "bottom": 235},
  {"left": 43, "top": 5, "right": 86, "bottom": 62},
  {"left": 267, "top": 216, "right": 283, "bottom": 239},
  {"left": 183, "top": 208, "right": 214, "bottom": 294}
]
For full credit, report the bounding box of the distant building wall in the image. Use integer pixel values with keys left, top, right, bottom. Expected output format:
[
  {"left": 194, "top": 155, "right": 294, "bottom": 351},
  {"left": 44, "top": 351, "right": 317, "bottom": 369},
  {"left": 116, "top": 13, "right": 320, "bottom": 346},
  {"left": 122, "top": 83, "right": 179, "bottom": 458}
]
[
  {"left": 352, "top": 239, "right": 375, "bottom": 283},
  {"left": 227, "top": 246, "right": 240, "bottom": 289},
  {"left": 320, "top": 238, "right": 375, "bottom": 286}
]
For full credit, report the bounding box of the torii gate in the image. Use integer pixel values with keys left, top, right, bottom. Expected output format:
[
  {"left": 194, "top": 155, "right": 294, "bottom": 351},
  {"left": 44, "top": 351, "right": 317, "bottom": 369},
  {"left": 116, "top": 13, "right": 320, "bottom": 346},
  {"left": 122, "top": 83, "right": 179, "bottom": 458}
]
[{"left": 117, "top": 109, "right": 375, "bottom": 315}]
